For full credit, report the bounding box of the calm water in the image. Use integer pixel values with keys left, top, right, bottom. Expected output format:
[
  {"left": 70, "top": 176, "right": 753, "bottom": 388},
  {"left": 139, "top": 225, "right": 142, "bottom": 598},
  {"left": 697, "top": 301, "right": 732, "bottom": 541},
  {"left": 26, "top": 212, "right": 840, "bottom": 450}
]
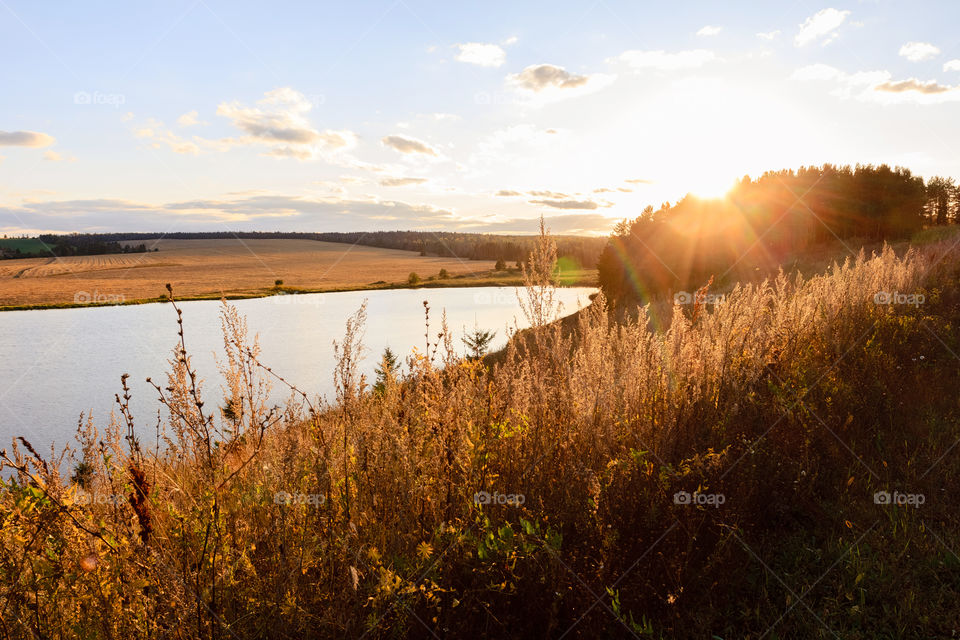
[{"left": 0, "top": 287, "right": 594, "bottom": 453}]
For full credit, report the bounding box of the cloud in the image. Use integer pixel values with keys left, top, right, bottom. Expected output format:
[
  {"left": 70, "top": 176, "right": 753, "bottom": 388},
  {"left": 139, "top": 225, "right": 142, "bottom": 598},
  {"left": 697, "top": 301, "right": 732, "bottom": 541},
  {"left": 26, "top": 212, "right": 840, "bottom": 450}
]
[
  {"left": 177, "top": 110, "right": 200, "bottom": 126},
  {"left": 625, "top": 178, "right": 654, "bottom": 185},
  {"left": 218, "top": 88, "right": 322, "bottom": 144},
  {"left": 529, "top": 199, "right": 599, "bottom": 210},
  {"left": 756, "top": 30, "right": 780, "bottom": 41},
  {"left": 495, "top": 190, "right": 522, "bottom": 196},
  {"left": 696, "top": 25, "right": 722, "bottom": 37},
  {"left": 455, "top": 42, "right": 506, "bottom": 67},
  {"left": 381, "top": 135, "right": 438, "bottom": 156},
  {"left": 795, "top": 8, "right": 850, "bottom": 46},
  {"left": 614, "top": 49, "right": 716, "bottom": 70},
  {"left": 899, "top": 42, "right": 940, "bottom": 62},
  {"left": 43, "top": 151, "right": 63, "bottom": 162},
  {"left": 0, "top": 195, "right": 459, "bottom": 233},
  {"left": 794, "top": 63, "right": 960, "bottom": 104},
  {"left": 0, "top": 130, "right": 55, "bottom": 147},
  {"left": 457, "top": 213, "right": 614, "bottom": 235},
  {"left": 137, "top": 88, "right": 355, "bottom": 161},
  {"left": 505, "top": 64, "right": 615, "bottom": 104},
  {"left": 509, "top": 64, "right": 591, "bottom": 91},
  {"left": 528, "top": 190, "right": 569, "bottom": 198},
  {"left": 379, "top": 177, "right": 428, "bottom": 187},
  {"left": 875, "top": 78, "right": 953, "bottom": 94},
  {"left": 945, "top": 60, "right": 960, "bottom": 72}
]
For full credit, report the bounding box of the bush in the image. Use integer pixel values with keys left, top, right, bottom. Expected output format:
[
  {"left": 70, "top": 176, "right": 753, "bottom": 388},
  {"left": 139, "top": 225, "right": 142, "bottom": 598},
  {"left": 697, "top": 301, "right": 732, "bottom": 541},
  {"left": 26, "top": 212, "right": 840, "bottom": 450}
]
[
  {"left": 438, "top": 268, "right": 449, "bottom": 279},
  {"left": 408, "top": 272, "right": 420, "bottom": 285},
  {"left": 494, "top": 258, "right": 506, "bottom": 271}
]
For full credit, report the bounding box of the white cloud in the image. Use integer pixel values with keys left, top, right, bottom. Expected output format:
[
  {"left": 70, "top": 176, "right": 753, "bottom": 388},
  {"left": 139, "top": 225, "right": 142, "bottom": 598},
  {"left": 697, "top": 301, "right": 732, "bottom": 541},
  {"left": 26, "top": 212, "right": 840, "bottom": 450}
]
[
  {"left": 945, "top": 60, "right": 960, "bottom": 72},
  {"left": 381, "top": 135, "right": 439, "bottom": 156},
  {"left": 218, "top": 88, "right": 322, "bottom": 144},
  {"left": 455, "top": 42, "right": 506, "bottom": 67},
  {"left": 177, "top": 110, "right": 200, "bottom": 126},
  {"left": 379, "top": 177, "right": 428, "bottom": 187},
  {"left": 614, "top": 49, "right": 716, "bottom": 70},
  {"left": 43, "top": 150, "right": 62, "bottom": 162},
  {"left": 794, "top": 63, "right": 960, "bottom": 104},
  {"left": 756, "top": 30, "right": 780, "bottom": 41},
  {"left": 506, "top": 64, "right": 614, "bottom": 104},
  {"left": 899, "top": 42, "right": 940, "bottom": 62},
  {"left": 0, "top": 130, "right": 55, "bottom": 147},
  {"left": 137, "top": 88, "right": 355, "bottom": 162},
  {"left": 795, "top": 8, "right": 850, "bottom": 46},
  {"left": 501, "top": 35, "right": 518, "bottom": 46},
  {"left": 696, "top": 25, "right": 722, "bottom": 37},
  {"left": 509, "top": 64, "right": 591, "bottom": 91}
]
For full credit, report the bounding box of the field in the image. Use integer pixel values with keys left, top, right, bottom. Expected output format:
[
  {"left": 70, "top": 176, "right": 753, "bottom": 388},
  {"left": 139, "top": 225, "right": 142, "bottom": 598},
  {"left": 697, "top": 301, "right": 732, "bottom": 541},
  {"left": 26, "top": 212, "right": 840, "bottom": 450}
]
[
  {"left": 0, "top": 238, "right": 524, "bottom": 308},
  {"left": 0, "top": 237, "right": 50, "bottom": 255}
]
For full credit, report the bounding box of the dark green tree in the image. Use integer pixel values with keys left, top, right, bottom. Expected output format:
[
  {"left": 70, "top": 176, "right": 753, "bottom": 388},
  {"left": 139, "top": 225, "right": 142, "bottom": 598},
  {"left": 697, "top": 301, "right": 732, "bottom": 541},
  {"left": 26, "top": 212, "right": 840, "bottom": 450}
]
[
  {"left": 463, "top": 327, "right": 497, "bottom": 359},
  {"left": 373, "top": 347, "right": 399, "bottom": 394}
]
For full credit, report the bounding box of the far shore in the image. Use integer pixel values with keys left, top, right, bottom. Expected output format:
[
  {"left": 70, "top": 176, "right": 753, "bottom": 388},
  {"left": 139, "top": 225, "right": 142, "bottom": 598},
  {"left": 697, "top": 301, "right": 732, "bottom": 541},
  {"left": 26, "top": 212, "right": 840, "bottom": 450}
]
[{"left": 0, "top": 270, "right": 598, "bottom": 312}]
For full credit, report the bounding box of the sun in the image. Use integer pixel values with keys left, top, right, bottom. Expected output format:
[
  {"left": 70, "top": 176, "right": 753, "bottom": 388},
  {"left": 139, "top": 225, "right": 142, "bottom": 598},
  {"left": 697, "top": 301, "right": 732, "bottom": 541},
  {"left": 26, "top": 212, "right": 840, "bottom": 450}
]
[{"left": 688, "top": 173, "right": 736, "bottom": 199}]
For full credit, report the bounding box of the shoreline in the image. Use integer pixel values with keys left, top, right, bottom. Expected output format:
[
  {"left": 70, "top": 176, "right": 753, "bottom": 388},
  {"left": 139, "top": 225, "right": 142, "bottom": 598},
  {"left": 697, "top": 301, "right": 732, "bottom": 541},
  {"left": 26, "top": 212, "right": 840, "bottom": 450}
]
[{"left": 0, "top": 271, "right": 598, "bottom": 312}]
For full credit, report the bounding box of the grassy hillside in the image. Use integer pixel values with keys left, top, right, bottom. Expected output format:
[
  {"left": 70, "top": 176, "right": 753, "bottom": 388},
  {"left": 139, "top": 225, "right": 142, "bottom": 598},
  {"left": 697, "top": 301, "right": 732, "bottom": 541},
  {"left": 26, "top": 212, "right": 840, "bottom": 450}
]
[{"left": 2, "top": 230, "right": 960, "bottom": 638}]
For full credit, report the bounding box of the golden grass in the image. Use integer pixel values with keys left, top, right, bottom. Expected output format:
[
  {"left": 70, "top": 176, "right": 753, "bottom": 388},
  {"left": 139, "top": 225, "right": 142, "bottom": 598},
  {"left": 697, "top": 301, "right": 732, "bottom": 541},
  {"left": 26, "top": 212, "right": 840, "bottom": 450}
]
[{"left": 0, "top": 238, "right": 505, "bottom": 307}]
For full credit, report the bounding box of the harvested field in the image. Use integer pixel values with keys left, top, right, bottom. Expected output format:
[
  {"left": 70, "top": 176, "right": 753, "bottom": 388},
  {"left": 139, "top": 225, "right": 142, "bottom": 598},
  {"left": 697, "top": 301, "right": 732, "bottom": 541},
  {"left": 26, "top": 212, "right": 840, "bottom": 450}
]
[{"left": 0, "top": 238, "right": 500, "bottom": 307}]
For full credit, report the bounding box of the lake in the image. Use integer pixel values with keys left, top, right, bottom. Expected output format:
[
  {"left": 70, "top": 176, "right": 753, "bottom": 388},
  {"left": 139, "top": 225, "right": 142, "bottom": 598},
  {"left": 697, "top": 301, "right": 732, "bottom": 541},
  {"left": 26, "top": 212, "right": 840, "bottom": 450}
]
[{"left": 0, "top": 286, "right": 594, "bottom": 454}]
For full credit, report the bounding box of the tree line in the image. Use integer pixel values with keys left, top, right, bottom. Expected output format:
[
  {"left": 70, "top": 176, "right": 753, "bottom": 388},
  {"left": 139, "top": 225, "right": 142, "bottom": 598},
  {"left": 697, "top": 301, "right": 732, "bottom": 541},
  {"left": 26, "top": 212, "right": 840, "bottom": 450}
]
[
  {"left": 15, "top": 230, "right": 607, "bottom": 269},
  {"left": 598, "top": 164, "right": 955, "bottom": 301}
]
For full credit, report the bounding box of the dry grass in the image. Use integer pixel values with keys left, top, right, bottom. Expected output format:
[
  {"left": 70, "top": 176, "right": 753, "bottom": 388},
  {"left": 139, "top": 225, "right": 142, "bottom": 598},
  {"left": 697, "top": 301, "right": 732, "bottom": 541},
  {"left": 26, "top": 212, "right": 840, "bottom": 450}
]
[{"left": 0, "top": 238, "right": 501, "bottom": 307}]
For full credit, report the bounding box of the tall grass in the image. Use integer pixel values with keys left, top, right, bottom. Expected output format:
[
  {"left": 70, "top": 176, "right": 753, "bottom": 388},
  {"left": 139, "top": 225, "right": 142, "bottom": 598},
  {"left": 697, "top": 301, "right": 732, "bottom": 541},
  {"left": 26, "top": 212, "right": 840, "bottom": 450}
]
[{"left": 3, "top": 228, "right": 960, "bottom": 638}]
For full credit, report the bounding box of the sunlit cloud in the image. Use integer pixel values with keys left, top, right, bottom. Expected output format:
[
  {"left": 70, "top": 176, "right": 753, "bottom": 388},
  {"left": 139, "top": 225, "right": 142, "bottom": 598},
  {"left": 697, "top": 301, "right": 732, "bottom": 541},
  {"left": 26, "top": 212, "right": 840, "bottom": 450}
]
[
  {"left": 0, "top": 130, "right": 55, "bottom": 147},
  {"left": 455, "top": 42, "right": 506, "bottom": 67},
  {"left": 945, "top": 60, "right": 960, "bottom": 72},
  {"left": 381, "top": 135, "right": 439, "bottom": 156},
  {"left": 795, "top": 8, "right": 850, "bottom": 46},
  {"left": 696, "top": 25, "right": 722, "bottom": 37},
  {"left": 506, "top": 64, "right": 614, "bottom": 104},
  {"left": 614, "top": 49, "right": 716, "bottom": 70},
  {"left": 899, "top": 42, "right": 940, "bottom": 62},
  {"left": 509, "top": 64, "right": 590, "bottom": 91},
  {"left": 875, "top": 78, "right": 954, "bottom": 95},
  {"left": 217, "top": 88, "right": 323, "bottom": 144},
  {"left": 136, "top": 88, "right": 356, "bottom": 161},
  {"left": 177, "top": 110, "right": 200, "bottom": 126},
  {"left": 529, "top": 198, "right": 600, "bottom": 210},
  {"left": 379, "top": 177, "right": 428, "bottom": 187},
  {"left": 794, "top": 63, "right": 960, "bottom": 104},
  {"left": 756, "top": 30, "right": 780, "bottom": 41}
]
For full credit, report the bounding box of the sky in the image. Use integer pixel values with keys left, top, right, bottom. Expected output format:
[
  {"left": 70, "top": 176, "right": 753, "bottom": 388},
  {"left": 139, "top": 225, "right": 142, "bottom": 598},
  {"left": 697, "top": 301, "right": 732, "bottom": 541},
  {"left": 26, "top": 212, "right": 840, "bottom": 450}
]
[{"left": 1, "top": 0, "right": 959, "bottom": 237}]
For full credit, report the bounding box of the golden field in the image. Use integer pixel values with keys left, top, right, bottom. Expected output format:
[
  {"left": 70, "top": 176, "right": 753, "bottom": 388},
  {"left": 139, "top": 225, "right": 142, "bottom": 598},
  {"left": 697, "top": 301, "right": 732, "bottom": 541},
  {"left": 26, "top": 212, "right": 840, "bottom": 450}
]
[{"left": 0, "top": 238, "right": 504, "bottom": 308}]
